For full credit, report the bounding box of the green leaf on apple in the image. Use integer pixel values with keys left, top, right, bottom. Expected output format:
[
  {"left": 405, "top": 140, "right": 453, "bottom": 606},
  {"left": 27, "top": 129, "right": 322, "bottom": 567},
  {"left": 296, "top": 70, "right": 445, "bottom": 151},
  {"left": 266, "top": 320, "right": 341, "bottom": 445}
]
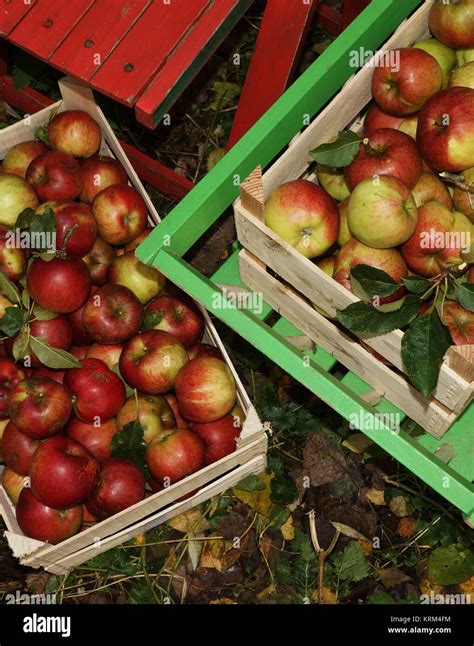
[
  {"left": 402, "top": 275, "right": 431, "bottom": 295},
  {"left": 21, "top": 288, "right": 30, "bottom": 310},
  {"left": 336, "top": 294, "right": 420, "bottom": 334},
  {"left": 350, "top": 265, "right": 400, "bottom": 299},
  {"left": 456, "top": 283, "right": 474, "bottom": 312},
  {"left": 141, "top": 310, "right": 162, "bottom": 332},
  {"left": 35, "top": 125, "right": 50, "bottom": 147},
  {"left": 0, "top": 307, "right": 28, "bottom": 337},
  {"left": 33, "top": 304, "right": 58, "bottom": 321},
  {"left": 0, "top": 272, "right": 21, "bottom": 304},
  {"left": 401, "top": 310, "right": 453, "bottom": 398},
  {"left": 309, "top": 130, "right": 360, "bottom": 168},
  {"left": 111, "top": 420, "right": 150, "bottom": 479},
  {"left": 15, "top": 207, "right": 36, "bottom": 230},
  {"left": 12, "top": 327, "right": 30, "bottom": 361},
  {"left": 29, "top": 336, "right": 81, "bottom": 369}
]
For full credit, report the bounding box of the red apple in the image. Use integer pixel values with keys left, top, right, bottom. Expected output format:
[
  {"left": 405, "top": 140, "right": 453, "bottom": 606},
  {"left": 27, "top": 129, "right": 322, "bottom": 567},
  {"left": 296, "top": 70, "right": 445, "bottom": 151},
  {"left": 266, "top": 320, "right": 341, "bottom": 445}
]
[
  {"left": 64, "top": 358, "right": 126, "bottom": 423},
  {"left": 66, "top": 417, "right": 118, "bottom": 464},
  {"left": 412, "top": 172, "right": 453, "bottom": 209},
  {"left": 344, "top": 128, "right": 423, "bottom": 190},
  {"left": 2, "top": 140, "right": 48, "bottom": 178},
  {"left": 190, "top": 405, "right": 244, "bottom": 464},
  {"left": 108, "top": 250, "right": 166, "bottom": 304},
  {"left": 175, "top": 356, "right": 236, "bottom": 423},
  {"left": 48, "top": 110, "right": 101, "bottom": 158},
  {"left": 164, "top": 392, "right": 190, "bottom": 429},
  {"left": 0, "top": 224, "right": 27, "bottom": 282},
  {"left": 27, "top": 256, "right": 91, "bottom": 313},
  {"left": 82, "top": 284, "right": 144, "bottom": 344},
  {"left": 79, "top": 155, "right": 128, "bottom": 203},
  {"left": 144, "top": 294, "right": 204, "bottom": 348},
  {"left": 416, "top": 87, "right": 474, "bottom": 172},
  {"left": 30, "top": 435, "right": 99, "bottom": 508},
  {"left": 0, "top": 172, "right": 39, "bottom": 227},
  {"left": 83, "top": 236, "right": 114, "bottom": 286},
  {"left": 187, "top": 343, "right": 223, "bottom": 361},
  {"left": 7, "top": 377, "right": 72, "bottom": 439},
  {"left": 119, "top": 330, "right": 187, "bottom": 394},
  {"left": 26, "top": 151, "right": 84, "bottom": 202},
  {"left": 372, "top": 48, "right": 442, "bottom": 116},
  {"left": 363, "top": 104, "right": 404, "bottom": 134},
  {"left": 0, "top": 356, "right": 25, "bottom": 388},
  {"left": 116, "top": 393, "right": 176, "bottom": 443},
  {"left": 82, "top": 504, "right": 97, "bottom": 524},
  {"left": 32, "top": 367, "right": 65, "bottom": 384},
  {"left": 315, "top": 255, "right": 336, "bottom": 277},
  {"left": 53, "top": 202, "right": 97, "bottom": 257},
  {"left": 429, "top": 0, "right": 474, "bottom": 50},
  {"left": 69, "top": 345, "right": 88, "bottom": 361},
  {"left": 27, "top": 315, "right": 73, "bottom": 367},
  {"left": 16, "top": 488, "right": 83, "bottom": 543},
  {"left": 264, "top": 179, "right": 339, "bottom": 258},
  {"left": 2, "top": 466, "right": 28, "bottom": 505},
  {"left": 85, "top": 343, "right": 123, "bottom": 370},
  {"left": 66, "top": 298, "right": 94, "bottom": 347},
  {"left": 85, "top": 457, "right": 145, "bottom": 520},
  {"left": 146, "top": 429, "right": 205, "bottom": 486},
  {"left": 92, "top": 184, "right": 148, "bottom": 245},
  {"left": 1, "top": 421, "right": 40, "bottom": 475},
  {"left": 441, "top": 301, "right": 474, "bottom": 344},
  {"left": 124, "top": 226, "right": 153, "bottom": 253},
  {"left": 0, "top": 386, "right": 9, "bottom": 419}
]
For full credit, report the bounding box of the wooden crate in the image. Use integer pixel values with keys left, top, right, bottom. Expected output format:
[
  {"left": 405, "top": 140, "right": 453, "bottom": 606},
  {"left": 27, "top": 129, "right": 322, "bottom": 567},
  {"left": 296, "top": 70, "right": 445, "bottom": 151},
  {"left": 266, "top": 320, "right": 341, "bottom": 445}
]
[
  {"left": 0, "top": 77, "right": 266, "bottom": 574},
  {"left": 234, "top": 0, "right": 474, "bottom": 440}
]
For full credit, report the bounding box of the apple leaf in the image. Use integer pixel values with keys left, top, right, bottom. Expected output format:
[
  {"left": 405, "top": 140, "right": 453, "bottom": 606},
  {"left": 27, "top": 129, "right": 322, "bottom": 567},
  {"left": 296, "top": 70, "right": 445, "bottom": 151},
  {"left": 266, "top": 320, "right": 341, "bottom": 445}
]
[
  {"left": 141, "top": 310, "right": 162, "bottom": 331},
  {"left": 15, "top": 207, "right": 36, "bottom": 230},
  {"left": 0, "top": 272, "right": 21, "bottom": 304},
  {"left": 401, "top": 310, "right": 453, "bottom": 398},
  {"left": 33, "top": 304, "right": 58, "bottom": 321},
  {"left": 456, "top": 283, "right": 474, "bottom": 312},
  {"left": 309, "top": 130, "right": 360, "bottom": 168},
  {"left": 21, "top": 288, "right": 30, "bottom": 310},
  {"left": 337, "top": 294, "right": 420, "bottom": 334},
  {"left": 0, "top": 307, "right": 28, "bottom": 337},
  {"left": 111, "top": 420, "right": 149, "bottom": 479},
  {"left": 402, "top": 275, "right": 431, "bottom": 295},
  {"left": 350, "top": 265, "right": 400, "bottom": 299},
  {"left": 13, "top": 327, "right": 30, "bottom": 361},
  {"left": 29, "top": 336, "right": 81, "bottom": 369}
]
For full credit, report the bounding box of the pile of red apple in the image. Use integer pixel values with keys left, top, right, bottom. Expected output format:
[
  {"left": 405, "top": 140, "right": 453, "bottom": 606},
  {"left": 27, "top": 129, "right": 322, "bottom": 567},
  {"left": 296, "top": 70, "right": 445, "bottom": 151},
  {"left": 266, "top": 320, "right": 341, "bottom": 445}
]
[
  {"left": 0, "top": 108, "right": 244, "bottom": 545},
  {"left": 264, "top": 0, "right": 474, "bottom": 346}
]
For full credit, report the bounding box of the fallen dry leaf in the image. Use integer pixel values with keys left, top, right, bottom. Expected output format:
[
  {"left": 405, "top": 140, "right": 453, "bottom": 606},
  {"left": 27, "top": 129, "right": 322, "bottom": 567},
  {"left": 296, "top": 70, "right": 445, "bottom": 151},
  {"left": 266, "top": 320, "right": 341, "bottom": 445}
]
[
  {"left": 199, "top": 536, "right": 241, "bottom": 572},
  {"left": 419, "top": 575, "right": 444, "bottom": 597},
  {"left": 331, "top": 521, "right": 369, "bottom": 542},
  {"left": 281, "top": 515, "right": 295, "bottom": 541},
  {"left": 209, "top": 597, "right": 237, "bottom": 604},
  {"left": 302, "top": 433, "right": 347, "bottom": 487},
  {"left": 390, "top": 496, "right": 414, "bottom": 518},
  {"left": 312, "top": 586, "right": 338, "bottom": 604},
  {"left": 233, "top": 472, "right": 273, "bottom": 516},
  {"left": 378, "top": 567, "right": 411, "bottom": 589},
  {"left": 342, "top": 433, "right": 374, "bottom": 454},
  {"left": 459, "top": 575, "right": 474, "bottom": 598},
  {"left": 364, "top": 487, "right": 385, "bottom": 506},
  {"left": 257, "top": 583, "right": 277, "bottom": 601},
  {"left": 396, "top": 517, "right": 417, "bottom": 538},
  {"left": 169, "top": 507, "right": 209, "bottom": 534},
  {"left": 358, "top": 539, "right": 373, "bottom": 557}
]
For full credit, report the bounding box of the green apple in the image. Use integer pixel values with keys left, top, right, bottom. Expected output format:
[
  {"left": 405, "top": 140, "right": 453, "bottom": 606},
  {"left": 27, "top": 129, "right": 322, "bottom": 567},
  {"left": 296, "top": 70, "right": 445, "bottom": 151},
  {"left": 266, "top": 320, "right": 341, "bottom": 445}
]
[
  {"left": 316, "top": 164, "right": 350, "bottom": 201},
  {"left": 337, "top": 197, "right": 353, "bottom": 247},
  {"left": 449, "top": 61, "right": 474, "bottom": 88},
  {"left": 0, "top": 173, "right": 38, "bottom": 227},
  {"left": 456, "top": 48, "right": 474, "bottom": 65},
  {"left": 414, "top": 38, "right": 456, "bottom": 88}
]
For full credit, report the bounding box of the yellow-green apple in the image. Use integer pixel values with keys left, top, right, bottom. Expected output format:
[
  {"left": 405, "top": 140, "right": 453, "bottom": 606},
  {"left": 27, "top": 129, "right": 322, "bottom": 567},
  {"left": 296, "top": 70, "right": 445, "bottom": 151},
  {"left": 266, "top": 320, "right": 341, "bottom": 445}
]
[
  {"left": 85, "top": 457, "right": 145, "bottom": 520},
  {"left": 401, "top": 201, "right": 473, "bottom": 276},
  {"left": 16, "top": 488, "right": 83, "bottom": 543},
  {"left": 414, "top": 38, "right": 456, "bottom": 88},
  {"left": 26, "top": 151, "right": 84, "bottom": 202},
  {"left": 449, "top": 61, "right": 474, "bottom": 88},
  {"left": 92, "top": 184, "right": 148, "bottom": 245},
  {"left": 363, "top": 104, "right": 404, "bottom": 134},
  {"left": 27, "top": 256, "right": 91, "bottom": 313},
  {"left": 441, "top": 301, "right": 474, "bottom": 344},
  {"left": 2, "top": 140, "right": 47, "bottom": 178},
  {"left": 0, "top": 173, "right": 38, "bottom": 226},
  {"left": 371, "top": 48, "right": 443, "bottom": 116},
  {"left": 264, "top": 179, "right": 339, "bottom": 259},
  {"left": 429, "top": 0, "right": 474, "bottom": 49},
  {"left": 316, "top": 164, "right": 350, "bottom": 201},
  {"left": 0, "top": 224, "right": 27, "bottom": 281},
  {"left": 108, "top": 250, "right": 166, "bottom": 304},
  {"left": 1, "top": 466, "right": 28, "bottom": 505},
  {"left": 83, "top": 236, "right": 114, "bottom": 286},
  {"left": 416, "top": 87, "right": 474, "bottom": 172},
  {"left": 119, "top": 330, "right": 187, "bottom": 394},
  {"left": 334, "top": 239, "right": 408, "bottom": 303},
  {"left": 399, "top": 114, "right": 419, "bottom": 140},
  {"left": 175, "top": 356, "right": 236, "bottom": 422},
  {"left": 48, "top": 110, "right": 101, "bottom": 158},
  {"left": 79, "top": 156, "right": 128, "bottom": 203},
  {"left": 0, "top": 293, "right": 14, "bottom": 319},
  {"left": 1, "top": 421, "right": 40, "bottom": 475},
  {"left": 453, "top": 166, "right": 474, "bottom": 220},
  {"left": 347, "top": 175, "right": 418, "bottom": 248},
  {"left": 344, "top": 128, "right": 423, "bottom": 190},
  {"left": 146, "top": 429, "right": 205, "bottom": 486},
  {"left": 66, "top": 417, "right": 119, "bottom": 464},
  {"left": 190, "top": 404, "right": 244, "bottom": 464},
  {"left": 64, "top": 358, "right": 126, "bottom": 423},
  {"left": 412, "top": 172, "right": 453, "bottom": 208},
  {"left": 81, "top": 284, "right": 144, "bottom": 344},
  {"left": 116, "top": 393, "right": 176, "bottom": 443},
  {"left": 85, "top": 343, "right": 123, "bottom": 370},
  {"left": 337, "top": 197, "right": 352, "bottom": 247},
  {"left": 7, "top": 377, "right": 72, "bottom": 439},
  {"left": 53, "top": 202, "right": 97, "bottom": 257},
  {"left": 457, "top": 48, "right": 474, "bottom": 64},
  {"left": 315, "top": 255, "right": 336, "bottom": 276},
  {"left": 144, "top": 294, "right": 204, "bottom": 348}
]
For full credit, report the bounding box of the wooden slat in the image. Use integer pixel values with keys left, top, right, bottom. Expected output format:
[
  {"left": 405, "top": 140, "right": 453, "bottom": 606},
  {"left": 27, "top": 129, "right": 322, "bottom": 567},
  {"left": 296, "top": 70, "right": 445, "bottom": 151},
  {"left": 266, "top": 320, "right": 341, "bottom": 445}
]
[
  {"left": 8, "top": 0, "right": 95, "bottom": 60},
  {"left": 50, "top": 0, "right": 151, "bottom": 80},
  {"left": 91, "top": 0, "right": 210, "bottom": 105},
  {"left": 135, "top": 0, "right": 252, "bottom": 128},
  {"left": 227, "top": 0, "right": 317, "bottom": 149},
  {"left": 0, "top": 0, "right": 36, "bottom": 38}
]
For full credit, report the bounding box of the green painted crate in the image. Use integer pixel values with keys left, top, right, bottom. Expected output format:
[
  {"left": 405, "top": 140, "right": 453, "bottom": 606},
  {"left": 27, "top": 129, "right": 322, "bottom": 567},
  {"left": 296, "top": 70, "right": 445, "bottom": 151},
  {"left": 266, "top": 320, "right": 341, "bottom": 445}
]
[{"left": 137, "top": 0, "right": 474, "bottom": 524}]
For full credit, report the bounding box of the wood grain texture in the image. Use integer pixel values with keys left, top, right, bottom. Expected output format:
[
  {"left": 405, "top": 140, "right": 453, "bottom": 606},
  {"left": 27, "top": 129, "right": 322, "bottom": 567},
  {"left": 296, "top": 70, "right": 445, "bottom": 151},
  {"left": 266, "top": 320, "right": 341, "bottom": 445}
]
[{"left": 0, "top": 0, "right": 37, "bottom": 38}]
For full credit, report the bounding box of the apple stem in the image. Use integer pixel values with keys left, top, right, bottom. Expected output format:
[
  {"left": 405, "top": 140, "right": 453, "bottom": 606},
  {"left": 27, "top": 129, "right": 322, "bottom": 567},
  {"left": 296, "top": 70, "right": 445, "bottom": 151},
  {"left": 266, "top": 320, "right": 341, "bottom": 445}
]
[{"left": 439, "top": 172, "right": 474, "bottom": 194}]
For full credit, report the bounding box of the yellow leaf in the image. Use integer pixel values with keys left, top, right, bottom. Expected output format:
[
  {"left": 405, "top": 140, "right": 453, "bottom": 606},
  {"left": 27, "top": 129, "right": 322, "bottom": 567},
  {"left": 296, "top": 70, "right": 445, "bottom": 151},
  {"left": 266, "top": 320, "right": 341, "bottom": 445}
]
[
  {"left": 459, "top": 575, "right": 474, "bottom": 598},
  {"left": 169, "top": 507, "right": 207, "bottom": 533},
  {"left": 134, "top": 533, "right": 146, "bottom": 545},
  {"left": 257, "top": 583, "right": 277, "bottom": 601},
  {"left": 233, "top": 472, "right": 274, "bottom": 516},
  {"left": 199, "top": 537, "right": 240, "bottom": 572},
  {"left": 364, "top": 487, "right": 385, "bottom": 506},
  {"left": 281, "top": 515, "right": 295, "bottom": 541},
  {"left": 342, "top": 433, "right": 374, "bottom": 453},
  {"left": 210, "top": 598, "right": 237, "bottom": 604}
]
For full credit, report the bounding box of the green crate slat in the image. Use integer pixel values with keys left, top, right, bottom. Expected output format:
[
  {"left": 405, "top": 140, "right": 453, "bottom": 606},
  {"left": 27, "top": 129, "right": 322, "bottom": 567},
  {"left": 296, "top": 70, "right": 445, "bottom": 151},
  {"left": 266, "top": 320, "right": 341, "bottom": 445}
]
[
  {"left": 271, "top": 318, "right": 336, "bottom": 372},
  {"left": 340, "top": 371, "right": 405, "bottom": 419}
]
